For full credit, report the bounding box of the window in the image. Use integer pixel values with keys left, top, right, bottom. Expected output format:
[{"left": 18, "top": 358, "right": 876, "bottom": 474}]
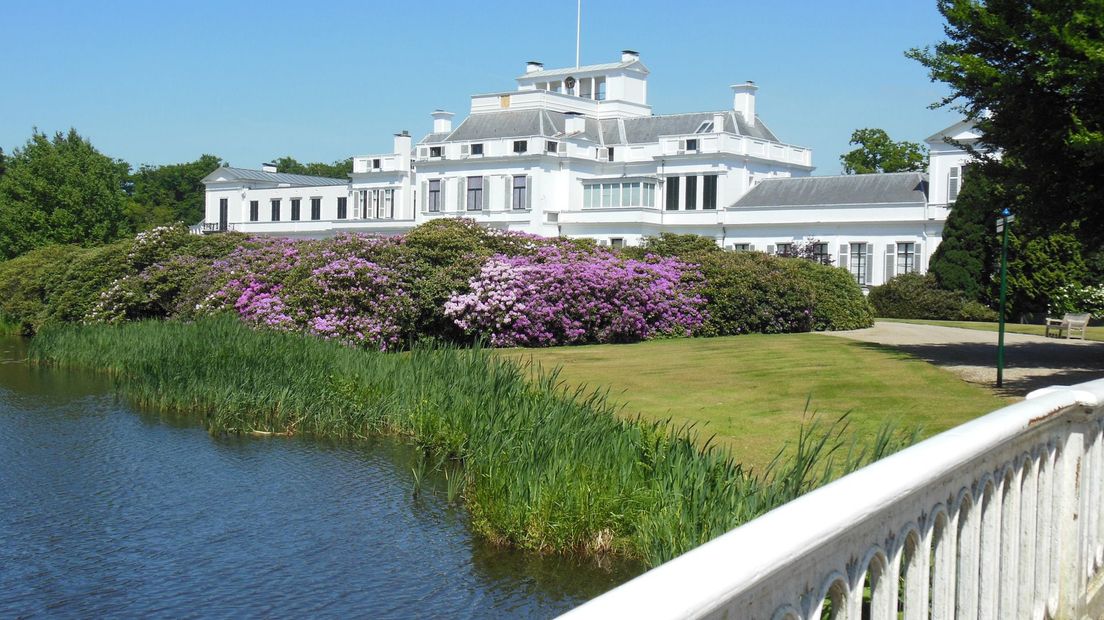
[
  {"left": 429, "top": 146, "right": 442, "bottom": 158},
  {"left": 610, "top": 238, "right": 624, "bottom": 249},
  {"left": 695, "top": 121, "right": 713, "bottom": 134},
  {"left": 470, "top": 143, "right": 483, "bottom": 156},
  {"left": 703, "top": 174, "right": 717, "bottom": 210},
  {"left": 731, "top": 243, "right": 750, "bottom": 252},
  {"left": 512, "top": 176, "right": 528, "bottom": 210},
  {"left": 775, "top": 242, "right": 793, "bottom": 256},
  {"left": 428, "top": 179, "right": 441, "bottom": 212},
  {"left": 813, "top": 243, "right": 830, "bottom": 264},
  {"left": 606, "top": 147, "right": 615, "bottom": 161},
  {"left": 546, "top": 140, "right": 558, "bottom": 153},
  {"left": 685, "top": 175, "right": 697, "bottom": 210},
  {"left": 466, "top": 176, "right": 483, "bottom": 211},
  {"left": 380, "top": 189, "right": 393, "bottom": 218},
  {"left": 666, "top": 177, "right": 680, "bottom": 210},
  {"left": 643, "top": 182, "right": 655, "bottom": 207},
  {"left": 290, "top": 198, "right": 301, "bottom": 221},
  {"left": 337, "top": 197, "right": 347, "bottom": 219},
  {"left": 372, "top": 158, "right": 381, "bottom": 170},
  {"left": 850, "top": 243, "right": 870, "bottom": 286},
  {"left": 596, "top": 78, "right": 606, "bottom": 101},
  {"left": 685, "top": 138, "right": 699, "bottom": 152},
  {"left": 583, "top": 180, "right": 656, "bottom": 208},
  {"left": 270, "top": 199, "right": 281, "bottom": 221},
  {"left": 512, "top": 140, "right": 528, "bottom": 154},
  {"left": 896, "top": 242, "right": 917, "bottom": 275},
  {"left": 249, "top": 200, "right": 259, "bottom": 222},
  {"left": 948, "top": 166, "right": 961, "bottom": 202},
  {"left": 310, "top": 198, "right": 321, "bottom": 220}
]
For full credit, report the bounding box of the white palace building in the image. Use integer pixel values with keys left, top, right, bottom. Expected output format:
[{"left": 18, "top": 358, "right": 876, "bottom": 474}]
[{"left": 202, "top": 50, "right": 976, "bottom": 288}]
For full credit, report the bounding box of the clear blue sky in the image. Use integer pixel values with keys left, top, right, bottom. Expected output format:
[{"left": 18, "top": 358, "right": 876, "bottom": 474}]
[{"left": 0, "top": 0, "right": 962, "bottom": 176}]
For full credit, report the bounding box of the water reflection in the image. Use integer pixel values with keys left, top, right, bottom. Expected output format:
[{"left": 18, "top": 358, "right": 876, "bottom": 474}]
[{"left": 0, "top": 336, "right": 640, "bottom": 618}]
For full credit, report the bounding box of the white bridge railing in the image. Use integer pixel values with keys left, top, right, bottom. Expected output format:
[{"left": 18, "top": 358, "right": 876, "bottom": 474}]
[{"left": 562, "top": 377, "right": 1104, "bottom": 620}]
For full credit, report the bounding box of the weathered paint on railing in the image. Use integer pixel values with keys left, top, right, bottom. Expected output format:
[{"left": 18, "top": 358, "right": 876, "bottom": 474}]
[{"left": 561, "top": 377, "right": 1104, "bottom": 620}]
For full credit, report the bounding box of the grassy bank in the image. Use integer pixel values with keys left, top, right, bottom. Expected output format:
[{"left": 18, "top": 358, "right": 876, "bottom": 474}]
[
  {"left": 506, "top": 334, "right": 1009, "bottom": 469},
  {"left": 30, "top": 318, "right": 913, "bottom": 567},
  {"left": 880, "top": 317, "right": 1104, "bottom": 342},
  {"left": 0, "top": 315, "right": 20, "bottom": 336}
]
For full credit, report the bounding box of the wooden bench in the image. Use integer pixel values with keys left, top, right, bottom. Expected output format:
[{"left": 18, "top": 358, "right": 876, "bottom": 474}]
[{"left": 1045, "top": 312, "right": 1091, "bottom": 339}]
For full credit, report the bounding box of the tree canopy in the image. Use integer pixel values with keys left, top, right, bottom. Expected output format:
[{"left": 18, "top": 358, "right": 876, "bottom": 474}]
[
  {"left": 126, "top": 154, "right": 223, "bottom": 229},
  {"left": 269, "top": 156, "right": 353, "bottom": 179},
  {"left": 839, "top": 128, "right": 927, "bottom": 174},
  {"left": 0, "top": 129, "right": 131, "bottom": 259},
  {"left": 907, "top": 0, "right": 1104, "bottom": 244}
]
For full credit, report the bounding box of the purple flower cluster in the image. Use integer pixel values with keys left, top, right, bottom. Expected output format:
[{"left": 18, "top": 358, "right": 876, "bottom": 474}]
[
  {"left": 444, "top": 246, "right": 707, "bottom": 347},
  {"left": 197, "top": 235, "right": 413, "bottom": 350}
]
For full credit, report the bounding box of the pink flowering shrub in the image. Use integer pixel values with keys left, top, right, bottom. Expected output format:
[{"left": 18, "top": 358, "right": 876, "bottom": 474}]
[
  {"left": 444, "top": 246, "right": 707, "bottom": 347},
  {"left": 197, "top": 236, "right": 415, "bottom": 350}
]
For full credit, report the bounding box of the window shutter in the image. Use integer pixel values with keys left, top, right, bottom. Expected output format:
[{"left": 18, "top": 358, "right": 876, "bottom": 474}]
[
  {"left": 457, "top": 177, "right": 466, "bottom": 210},
  {"left": 767, "top": 244, "right": 775, "bottom": 255},
  {"left": 916, "top": 242, "right": 924, "bottom": 273},
  {"left": 525, "top": 175, "right": 533, "bottom": 210},
  {"left": 420, "top": 181, "right": 427, "bottom": 211},
  {"left": 885, "top": 243, "right": 896, "bottom": 282},
  {"left": 866, "top": 244, "right": 874, "bottom": 284},
  {"left": 839, "top": 244, "right": 849, "bottom": 269},
  {"left": 748, "top": 243, "right": 755, "bottom": 251},
  {"left": 482, "top": 177, "right": 490, "bottom": 210},
  {"left": 461, "top": 144, "right": 469, "bottom": 157}
]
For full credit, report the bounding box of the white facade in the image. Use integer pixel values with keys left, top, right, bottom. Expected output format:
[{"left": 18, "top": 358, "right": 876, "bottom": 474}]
[
  {"left": 926, "top": 119, "right": 983, "bottom": 210},
  {"left": 202, "top": 50, "right": 970, "bottom": 288}
]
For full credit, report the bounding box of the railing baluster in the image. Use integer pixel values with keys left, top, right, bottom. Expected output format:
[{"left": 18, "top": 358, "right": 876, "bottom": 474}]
[
  {"left": 998, "top": 468, "right": 1022, "bottom": 618},
  {"left": 1017, "top": 457, "right": 1038, "bottom": 619},
  {"left": 976, "top": 482, "right": 1000, "bottom": 618}
]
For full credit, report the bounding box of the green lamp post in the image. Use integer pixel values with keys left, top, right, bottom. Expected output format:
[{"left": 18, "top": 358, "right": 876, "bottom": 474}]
[{"left": 996, "top": 208, "right": 1013, "bottom": 388}]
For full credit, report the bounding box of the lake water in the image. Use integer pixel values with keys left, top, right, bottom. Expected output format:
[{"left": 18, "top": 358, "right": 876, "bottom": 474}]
[{"left": 0, "top": 337, "right": 639, "bottom": 618}]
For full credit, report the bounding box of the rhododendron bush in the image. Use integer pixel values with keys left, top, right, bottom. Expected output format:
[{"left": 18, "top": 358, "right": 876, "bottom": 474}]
[{"left": 444, "top": 246, "right": 706, "bottom": 346}]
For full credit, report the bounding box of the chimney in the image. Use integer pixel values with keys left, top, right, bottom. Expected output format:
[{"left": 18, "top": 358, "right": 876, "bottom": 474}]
[
  {"left": 526, "top": 60, "right": 544, "bottom": 74},
  {"left": 564, "top": 112, "right": 586, "bottom": 134},
  {"left": 261, "top": 163, "right": 278, "bottom": 173},
  {"left": 712, "top": 112, "right": 726, "bottom": 133},
  {"left": 393, "top": 131, "right": 412, "bottom": 155},
  {"left": 731, "top": 81, "right": 758, "bottom": 124},
  {"left": 431, "top": 110, "right": 454, "bottom": 134},
  {"left": 621, "top": 49, "right": 639, "bottom": 63}
]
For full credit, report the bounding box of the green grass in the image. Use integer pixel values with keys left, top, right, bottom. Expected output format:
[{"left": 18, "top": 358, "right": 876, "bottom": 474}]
[
  {"left": 879, "top": 317, "right": 1104, "bottom": 342},
  {"left": 504, "top": 334, "right": 1010, "bottom": 469},
  {"left": 29, "top": 318, "right": 917, "bottom": 567},
  {"left": 0, "top": 314, "right": 21, "bottom": 336}
]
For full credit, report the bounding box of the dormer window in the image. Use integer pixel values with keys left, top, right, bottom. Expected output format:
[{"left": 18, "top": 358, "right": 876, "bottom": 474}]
[
  {"left": 429, "top": 146, "right": 442, "bottom": 158},
  {"left": 372, "top": 158, "right": 381, "bottom": 170},
  {"left": 546, "top": 140, "right": 558, "bottom": 153},
  {"left": 471, "top": 143, "right": 483, "bottom": 156},
  {"left": 685, "top": 139, "right": 699, "bottom": 152},
  {"left": 513, "top": 140, "right": 528, "bottom": 154},
  {"left": 695, "top": 121, "right": 714, "bottom": 134}
]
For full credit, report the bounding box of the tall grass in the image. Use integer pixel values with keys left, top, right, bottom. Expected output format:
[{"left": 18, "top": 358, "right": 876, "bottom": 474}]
[
  {"left": 30, "top": 317, "right": 916, "bottom": 567},
  {"left": 0, "top": 314, "right": 22, "bottom": 336}
]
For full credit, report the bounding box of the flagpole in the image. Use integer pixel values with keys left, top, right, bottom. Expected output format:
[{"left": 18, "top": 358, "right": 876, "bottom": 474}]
[{"left": 576, "top": 0, "right": 581, "bottom": 68}]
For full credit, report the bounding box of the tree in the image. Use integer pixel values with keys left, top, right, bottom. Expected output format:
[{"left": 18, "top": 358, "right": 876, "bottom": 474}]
[
  {"left": 839, "top": 128, "right": 927, "bottom": 174},
  {"left": 269, "top": 156, "right": 353, "bottom": 179},
  {"left": 0, "top": 147, "right": 6, "bottom": 178},
  {"left": 907, "top": 0, "right": 1104, "bottom": 246},
  {"left": 928, "top": 164, "right": 1004, "bottom": 302},
  {"left": 127, "top": 154, "right": 223, "bottom": 228},
  {"left": 0, "top": 129, "right": 131, "bottom": 260}
]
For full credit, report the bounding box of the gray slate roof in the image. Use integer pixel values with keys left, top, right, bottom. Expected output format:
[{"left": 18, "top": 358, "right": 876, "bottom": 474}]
[
  {"left": 203, "top": 166, "right": 347, "bottom": 187},
  {"left": 441, "top": 109, "right": 779, "bottom": 145},
  {"left": 418, "top": 132, "right": 451, "bottom": 144},
  {"left": 517, "top": 60, "right": 648, "bottom": 80},
  {"left": 731, "top": 172, "right": 929, "bottom": 208}
]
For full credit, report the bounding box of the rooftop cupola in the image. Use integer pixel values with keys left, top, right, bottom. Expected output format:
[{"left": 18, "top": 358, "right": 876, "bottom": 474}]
[
  {"left": 526, "top": 60, "right": 544, "bottom": 74},
  {"left": 621, "top": 50, "right": 639, "bottom": 63},
  {"left": 431, "top": 110, "right": 455, "bottom": 134},
  {"left": 731, "top": 81, "right": 758, "bottom": 124}
]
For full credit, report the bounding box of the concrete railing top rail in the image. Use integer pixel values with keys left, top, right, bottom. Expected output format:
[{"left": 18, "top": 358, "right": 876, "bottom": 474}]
[{"left": 561, "top": 377, "right": 1104, "bottom": 620}]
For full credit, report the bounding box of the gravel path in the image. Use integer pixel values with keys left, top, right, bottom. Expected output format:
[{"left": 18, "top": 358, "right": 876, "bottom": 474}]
[{"left": 822, "top": 321, "right": 1104, "bottom": 397}]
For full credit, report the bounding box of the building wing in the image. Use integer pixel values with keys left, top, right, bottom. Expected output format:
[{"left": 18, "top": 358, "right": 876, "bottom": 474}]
[{"left": 731, "top": 172, "right": 929, "bottom": 208}]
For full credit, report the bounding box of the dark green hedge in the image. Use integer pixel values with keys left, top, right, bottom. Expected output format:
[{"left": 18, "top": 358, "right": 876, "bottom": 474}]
[{"left": 868, "top": 273, "right": 998, "bottom": 321}]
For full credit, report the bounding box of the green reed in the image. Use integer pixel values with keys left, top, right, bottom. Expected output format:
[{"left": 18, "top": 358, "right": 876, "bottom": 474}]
[{"left": 30, "top": 317, "right": 916, "bottom": 567}]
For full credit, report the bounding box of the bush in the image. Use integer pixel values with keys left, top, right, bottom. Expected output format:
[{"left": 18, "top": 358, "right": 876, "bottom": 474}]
[
  {"left": 0, "top": 244, "right": 86, "bottom": 333},
  {"left": 444, "top": 245, "right": 706, "bottom": 346},
  {"left": 784, "top": 259, "right": 875, "bottom": 331},
  {"left": 693, "top": 252, "right": 815, "bottom": 336},
  {"left": 620, "top": 233, "right": 721, "bottom": 260},
  {"left": 869, "top": 273, "right": 998, "bottom": 321}
]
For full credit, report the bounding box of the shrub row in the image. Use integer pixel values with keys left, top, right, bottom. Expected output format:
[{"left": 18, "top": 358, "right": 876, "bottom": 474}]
[
  {"left": 868, "top": 273, "right": 998, "bottom": 321},
  {"left": 0, "top": 224, "right": 873, "bottom": 345}
]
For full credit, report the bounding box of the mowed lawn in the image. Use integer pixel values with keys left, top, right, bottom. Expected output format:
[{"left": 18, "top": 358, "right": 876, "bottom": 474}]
[
  {"left": 880, "top": 318, "right": 1104, "bottom": 342},
  {"left": 502, "top": 334, "right": 1010, "bottom": 470}
]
